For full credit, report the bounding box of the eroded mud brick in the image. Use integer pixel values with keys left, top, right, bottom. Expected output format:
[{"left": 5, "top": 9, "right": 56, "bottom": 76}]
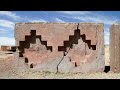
[
  {"left": 0, "top": 46, "right": 11, "bottom": 51},
  {"left": 0, "top": 54, "right": 16, "bottom": 76},
  {"left": 58, "top": 23, "right": 105, "bottom": 73},
  {"left": 15, "top": 22, "right": 105, "bottom": 73},
  {"left": 0, "top": 46, "right": 16, "bottom": 52},
  {"left": 110, "top": 24, "right": 120, "bottom": 73}
]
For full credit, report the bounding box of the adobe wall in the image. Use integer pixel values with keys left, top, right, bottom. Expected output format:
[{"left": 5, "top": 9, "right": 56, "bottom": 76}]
[
  {"left": 0, "top": 46, "right": 11, "bottom": 51},
  {"left": 110, "top": 24, "right": 120, "bottom": 73},
  {"left": 0, "top": 54, "right": 16, "bottom": 77},
  {"left": 14, "top": 22, "right": 105, "bottom": 73}
]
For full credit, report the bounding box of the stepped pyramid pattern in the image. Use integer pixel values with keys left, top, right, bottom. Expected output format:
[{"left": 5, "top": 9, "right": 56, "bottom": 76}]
[{"left": 14, "top": 23, "right": 105, "bottom": 73}]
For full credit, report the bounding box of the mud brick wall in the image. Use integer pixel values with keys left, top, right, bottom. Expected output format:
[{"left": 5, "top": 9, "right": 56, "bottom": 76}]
[
  {"left": 0, "top": 54, "right": 15, "bottom": 77},
  {"left": 0, "top": 46, "right": 17, "bottom": 52},
  {"left": 110, "top": 24, "right": 120, "bottom": 73},
  {"left": 14, "top": 22, "right": 105, "bottom": 73},
  {"left": 0, "top": 46, "right": 11, "bottom": 51}
]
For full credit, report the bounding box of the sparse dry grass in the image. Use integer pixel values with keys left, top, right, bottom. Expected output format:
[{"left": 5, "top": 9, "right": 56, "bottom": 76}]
[
  {"left": 1, "top": 45, "right": 120, "bottom": 79},
  {"left": 2, "top": 71, "right": 120, "bottom": 79}
]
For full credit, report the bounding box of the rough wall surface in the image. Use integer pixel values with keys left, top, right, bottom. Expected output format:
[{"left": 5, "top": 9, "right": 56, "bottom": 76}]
[
  {"left": 0, "top": 54, "right": 15, "bottom": 77},
  {"left": 0, "top": 46, "right": 16, "bottom": 52},
  {"left": 0, "top": 46, "right": 11, "bottom": 51},
  {"left": 110, "top": 24, "right": 120, "bottom": 73},
  {"left": 15, "top": 22, "right": 105, "bottom": 73}
]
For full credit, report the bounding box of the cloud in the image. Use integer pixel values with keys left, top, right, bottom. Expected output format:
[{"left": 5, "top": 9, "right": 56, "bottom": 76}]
[
  {"left": 0, "top": 28, "right": 9, "bottom": 34},
  {"left": 63, "top": 15, "right": 118, "bottom": 25},
  {"left": 0, "top": 37, "right": 15, "bottom": 46},
  {"left": 75, "top": 16, "right": 117, "bottom": 25},
  {"left": 60, "top": 11, "right": 119, "bottom": 25},
  {"left": 0, "top": 11, "right": 21, "bottom": 20},
  {"left": 0, "top": 20, "right": 14, "bottom": 29},
  {"left": 29, "top": 19, "right": 47, "bottom": 22},
  {"left": 58, "top": 11, "right": 91, "bottom": 15},
  {"left": 55, "top": 18, "right": 65, "bottom": 22}
]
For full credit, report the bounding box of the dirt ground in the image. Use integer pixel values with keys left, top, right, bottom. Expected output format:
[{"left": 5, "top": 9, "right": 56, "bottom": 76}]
[{"left": 1, "top": 45, "right": 120, "bottom": 79}]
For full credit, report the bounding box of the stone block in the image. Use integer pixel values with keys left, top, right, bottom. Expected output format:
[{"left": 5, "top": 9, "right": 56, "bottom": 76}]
[{"left": 15, "top": 22, "right": 105, "bottom": 73}]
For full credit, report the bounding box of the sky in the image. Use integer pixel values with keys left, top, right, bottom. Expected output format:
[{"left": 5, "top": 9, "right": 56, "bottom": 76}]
[{"left": 0, "top": 11, "right": 120, "bottom": 46}]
